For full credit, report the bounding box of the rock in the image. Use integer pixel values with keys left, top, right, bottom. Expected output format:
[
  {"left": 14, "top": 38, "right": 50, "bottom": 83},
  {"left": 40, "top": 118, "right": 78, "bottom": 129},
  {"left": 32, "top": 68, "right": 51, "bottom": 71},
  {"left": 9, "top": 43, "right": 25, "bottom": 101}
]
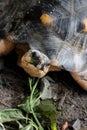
[
  {"left": 72, "top": 119, "right": 81, "bottom": 130},
  {"left": 40, "top": 76, "right": 59, "bottom": 100}
]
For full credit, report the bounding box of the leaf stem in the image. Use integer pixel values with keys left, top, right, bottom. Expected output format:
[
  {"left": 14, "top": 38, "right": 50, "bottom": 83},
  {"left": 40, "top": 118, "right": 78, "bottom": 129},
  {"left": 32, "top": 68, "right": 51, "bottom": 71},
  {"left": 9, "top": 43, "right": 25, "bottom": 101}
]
[
  {"left": 29, "top": 78, "right": 44, "bottom": 130},
  {"left": 31, "top": 108, "right": 44, "bottom": 130}
]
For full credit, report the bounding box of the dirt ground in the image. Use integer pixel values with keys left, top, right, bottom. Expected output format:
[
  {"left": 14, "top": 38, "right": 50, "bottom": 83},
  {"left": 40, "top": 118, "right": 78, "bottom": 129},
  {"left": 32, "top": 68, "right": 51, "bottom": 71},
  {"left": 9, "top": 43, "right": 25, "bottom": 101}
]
[{"left": 0, "top": 51, "right": 87, "bottom": 130}]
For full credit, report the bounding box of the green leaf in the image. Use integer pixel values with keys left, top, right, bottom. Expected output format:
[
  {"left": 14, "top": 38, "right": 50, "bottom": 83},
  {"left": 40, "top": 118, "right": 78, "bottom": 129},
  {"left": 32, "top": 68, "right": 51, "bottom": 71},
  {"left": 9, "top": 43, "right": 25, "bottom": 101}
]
[
  {"left": 18, "top": 96, "right": 31, "bottom": 114},
  {"left": 19, "top": 120, "right": 38, "bottom": 130},
  {"left": 20, "top": 124, "right": 33, "bottom": 130},
  {"left": 0, "top": 109, "right": 25, "bottom": 123},
  {"left": 18, "top": 95, "right": 40, "bottom": 114},
  {"left": 18, "top": 78, "right": 40, "bottom": 113},
  {"left": 37, "top": 100, "right": 58, "bottom": 130},
  {"left": 17, "top": 121, "right": 23, "bottom": 129},
  {"left": 0, "top": 122, "right": 5, "bottom": 130},
  {"left": 29, "top": 58, "right": 36, "bottom": 64},
  {"left": 18, "top": 78, "right": 43, "bottom": 130}
]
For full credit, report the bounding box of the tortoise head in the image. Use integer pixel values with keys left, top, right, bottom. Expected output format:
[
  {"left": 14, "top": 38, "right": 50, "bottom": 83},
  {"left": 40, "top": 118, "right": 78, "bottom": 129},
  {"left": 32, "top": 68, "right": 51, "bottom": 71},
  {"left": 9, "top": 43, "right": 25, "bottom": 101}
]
[{"left": 18, "top": 49, "right": 51, "bottom": 78}]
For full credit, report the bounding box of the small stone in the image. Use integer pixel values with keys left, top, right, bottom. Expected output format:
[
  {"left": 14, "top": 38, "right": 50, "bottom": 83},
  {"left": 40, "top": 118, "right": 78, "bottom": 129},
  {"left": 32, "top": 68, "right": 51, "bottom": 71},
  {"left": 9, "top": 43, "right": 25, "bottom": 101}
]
[
  {"left": 40, "top": 76, "right": 59, "bottom": 100},
  {"left": 72, "top": 119, "right": 81, "bottom": 130},
  {"left": 40, "top": 77, "right": 53, "bottom": 100}
]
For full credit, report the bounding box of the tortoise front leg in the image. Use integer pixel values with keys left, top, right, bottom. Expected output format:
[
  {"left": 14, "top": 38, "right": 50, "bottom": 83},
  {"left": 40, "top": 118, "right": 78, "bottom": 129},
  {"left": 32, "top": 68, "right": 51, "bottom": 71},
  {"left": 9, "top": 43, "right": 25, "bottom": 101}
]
[
  {"left": 18, "top": 49, "right": 50, "bottom": 78},
  {"left": 70, "top": 72, "right": 87, "bottom": 91},
  {"left": 0, "top": 36, "right": 15, "bottom": 56},
  {"left": 0, "top": 36, "right": 15, "bottom": 69}
]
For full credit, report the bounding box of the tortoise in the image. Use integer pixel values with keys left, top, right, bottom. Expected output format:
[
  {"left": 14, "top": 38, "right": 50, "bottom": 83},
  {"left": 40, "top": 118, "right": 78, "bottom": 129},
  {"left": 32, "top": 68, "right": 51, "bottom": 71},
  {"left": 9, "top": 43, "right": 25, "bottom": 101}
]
[{"left": 0, "top": 0, "right": 87, "bottom": 91}]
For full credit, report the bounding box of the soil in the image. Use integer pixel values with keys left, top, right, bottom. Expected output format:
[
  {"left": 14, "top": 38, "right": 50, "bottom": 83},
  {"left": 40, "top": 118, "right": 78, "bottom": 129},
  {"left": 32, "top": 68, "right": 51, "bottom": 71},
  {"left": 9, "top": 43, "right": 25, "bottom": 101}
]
[{"left": 0, "top": 51, "right": 87, "bottom": 130}]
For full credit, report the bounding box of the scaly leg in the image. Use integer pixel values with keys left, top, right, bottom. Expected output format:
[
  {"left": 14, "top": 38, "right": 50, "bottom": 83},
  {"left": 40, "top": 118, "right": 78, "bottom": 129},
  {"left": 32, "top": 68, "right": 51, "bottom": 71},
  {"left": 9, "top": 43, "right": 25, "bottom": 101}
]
[
  {"left": 0, "top": 36, "right": 15, "bottom": 69},
  {"left": 70, "top": 72, "right": 87, "bottom": 91},
  {"left": 0, "top": 37, "right": 15, "bottom": 56}
]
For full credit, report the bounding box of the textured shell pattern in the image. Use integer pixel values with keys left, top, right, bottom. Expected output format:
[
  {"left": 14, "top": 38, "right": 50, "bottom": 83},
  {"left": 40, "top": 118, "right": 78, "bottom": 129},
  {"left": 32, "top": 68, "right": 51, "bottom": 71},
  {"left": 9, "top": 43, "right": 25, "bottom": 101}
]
[{"left": 0, "top": 0, "right": 87, "bottom": 78}]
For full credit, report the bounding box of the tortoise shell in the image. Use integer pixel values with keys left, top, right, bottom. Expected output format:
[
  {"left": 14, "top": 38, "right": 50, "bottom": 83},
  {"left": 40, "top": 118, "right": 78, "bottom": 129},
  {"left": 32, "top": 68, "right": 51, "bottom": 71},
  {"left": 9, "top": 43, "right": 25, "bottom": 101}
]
[{"left": 0, "top": 0, "right": 87, "bottom": 90}]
